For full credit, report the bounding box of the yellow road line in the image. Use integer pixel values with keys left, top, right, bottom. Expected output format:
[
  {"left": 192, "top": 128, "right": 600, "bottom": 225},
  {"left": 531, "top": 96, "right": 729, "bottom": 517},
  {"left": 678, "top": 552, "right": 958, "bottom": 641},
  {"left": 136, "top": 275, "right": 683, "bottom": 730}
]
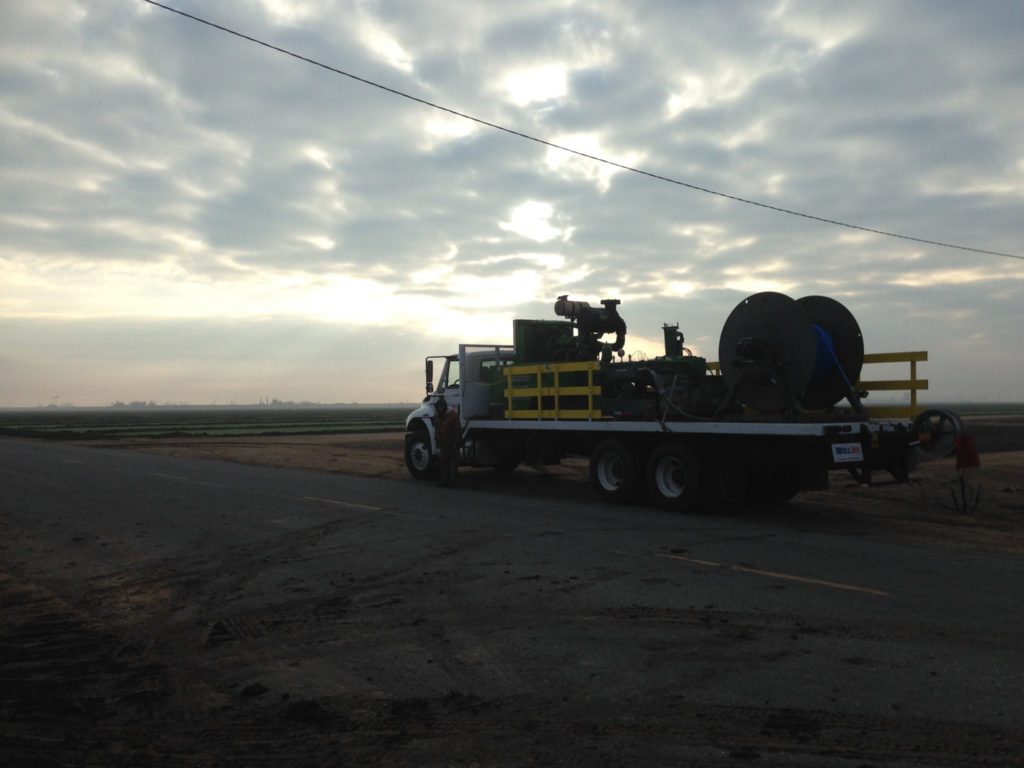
[
  {"left": 604, "top": 548, "right": 889, "bottom": 597},
  {"left": 657, "top": 553, "right": 890, "bottom": 597}
]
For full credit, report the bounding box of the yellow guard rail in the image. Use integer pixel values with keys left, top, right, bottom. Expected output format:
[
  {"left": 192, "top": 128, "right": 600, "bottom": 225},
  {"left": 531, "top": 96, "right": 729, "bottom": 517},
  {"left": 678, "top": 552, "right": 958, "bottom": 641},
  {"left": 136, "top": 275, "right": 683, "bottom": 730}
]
[
  {"left": 505, "top": 361, "right": 603, "bottom": 420},
  {"left": 707, "top": 351, "right": 928, "bottom": 418},
  {"left": 857, "top": 351, "right": 928, "bottom": 418},
  {"left": 505, "top": 351, "right": 929, "bottom": 421}
]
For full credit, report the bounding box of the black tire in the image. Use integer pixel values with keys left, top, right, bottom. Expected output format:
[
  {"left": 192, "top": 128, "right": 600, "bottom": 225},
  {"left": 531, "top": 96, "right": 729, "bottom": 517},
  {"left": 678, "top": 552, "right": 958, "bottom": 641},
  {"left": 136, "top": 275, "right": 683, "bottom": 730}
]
[
  {"left": 646, "top": 442, "right": 702, "bottom": 511},
  {"left": 589, "top": 439, "right": 640, "bottom": 503},
  {"left": 404, "top": 427, "right": 438, "bottom": 480}
]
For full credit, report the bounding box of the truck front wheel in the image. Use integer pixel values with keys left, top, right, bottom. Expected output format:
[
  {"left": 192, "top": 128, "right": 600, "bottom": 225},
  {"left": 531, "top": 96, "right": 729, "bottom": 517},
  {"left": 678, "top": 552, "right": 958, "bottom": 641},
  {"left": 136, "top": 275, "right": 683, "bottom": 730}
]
[
  {"left": 646, "top": 442, "right": 702, "bottom": 511},
  {"left": 405, "top": 427, "right": 439, "bottom": 480},
  {"left": 589, "top": 439, "right": 640, "bottom": 503}
]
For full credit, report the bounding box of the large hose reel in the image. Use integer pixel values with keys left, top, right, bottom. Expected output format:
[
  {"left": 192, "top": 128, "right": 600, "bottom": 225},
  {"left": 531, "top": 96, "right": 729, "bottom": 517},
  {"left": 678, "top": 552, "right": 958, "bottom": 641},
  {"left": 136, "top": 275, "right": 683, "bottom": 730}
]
[{"left": 718, "top": 292, "right": 865, "bottom": 414}]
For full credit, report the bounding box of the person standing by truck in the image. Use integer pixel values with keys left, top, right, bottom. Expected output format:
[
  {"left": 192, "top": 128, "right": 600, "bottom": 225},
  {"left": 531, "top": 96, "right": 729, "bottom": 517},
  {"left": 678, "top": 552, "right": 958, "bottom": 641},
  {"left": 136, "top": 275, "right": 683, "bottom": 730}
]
[{"left": 433, "top": 396, "right": 460, "bottom": 487}]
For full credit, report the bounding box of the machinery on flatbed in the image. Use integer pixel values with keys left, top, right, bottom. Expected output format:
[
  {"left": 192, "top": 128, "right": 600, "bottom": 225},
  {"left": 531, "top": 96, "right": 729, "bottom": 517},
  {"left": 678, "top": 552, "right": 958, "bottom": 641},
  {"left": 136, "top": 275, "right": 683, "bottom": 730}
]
[{"left": 404, "top": 293, "right": 958, "bottom": 510}]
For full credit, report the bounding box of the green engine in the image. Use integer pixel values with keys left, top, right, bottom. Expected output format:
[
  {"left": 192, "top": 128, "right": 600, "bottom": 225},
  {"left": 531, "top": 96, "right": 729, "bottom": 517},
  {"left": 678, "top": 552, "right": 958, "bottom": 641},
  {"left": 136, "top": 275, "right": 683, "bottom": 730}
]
[{"left": 506, "top": 297, "right": 728, "bottom": 420}]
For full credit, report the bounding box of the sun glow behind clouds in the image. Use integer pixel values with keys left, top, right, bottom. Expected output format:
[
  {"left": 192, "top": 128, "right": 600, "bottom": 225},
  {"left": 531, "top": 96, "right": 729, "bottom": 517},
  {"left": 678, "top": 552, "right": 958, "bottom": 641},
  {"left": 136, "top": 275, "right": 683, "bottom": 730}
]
[
  {"left": 720, "top": 259, "right": 795, "bottom": 294},
  {"left": 665, "top": 70, "right": 754, "bottom": 119},
  {"left": 420, "top": 114, "right": 479, "bottom": 151},
  {"left": 500, "top": 201, "right": 572, "bottom": 243},
  {"left": 502, "top": 64, "right": 568, "bottom": 106},
  {"left": 359, "top": 18, "right": 414, "bottom": 72},
  {"left": 303, "top": 146, "right": 332, "bottom": 169},
  {"left": 892, "top": 268, "right": 1019, "bottom": 287},
  {"left": 663, "top": 281, "right": 696, "bottom": 297},
  {"left": 544, "top": 133, "right": 642, "bottom": 192},
  {"left": 0, "top": 257, "right": 521, "bottom": 342},
  {"left": 258, "top": 0, "right": 322, "bottom": 26},
  {"left": 299, "top": 235, "right": 335, "bottom": 251},
  {"left": 468, "top": 252, "right": 567, "bottom": 271}
]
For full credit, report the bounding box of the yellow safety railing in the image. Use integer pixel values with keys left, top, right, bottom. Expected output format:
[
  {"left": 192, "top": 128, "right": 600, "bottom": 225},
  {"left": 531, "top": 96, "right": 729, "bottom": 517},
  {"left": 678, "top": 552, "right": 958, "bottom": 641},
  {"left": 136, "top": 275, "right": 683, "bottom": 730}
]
[
  {"left": 705, "top": 351, "right": 928, "bottom": 418},
  {"left": 505, "top": 361, "right": 603, "bottom": 420},
  {"left": 857, "top": 351, "right": 928, "bottom": 418}
]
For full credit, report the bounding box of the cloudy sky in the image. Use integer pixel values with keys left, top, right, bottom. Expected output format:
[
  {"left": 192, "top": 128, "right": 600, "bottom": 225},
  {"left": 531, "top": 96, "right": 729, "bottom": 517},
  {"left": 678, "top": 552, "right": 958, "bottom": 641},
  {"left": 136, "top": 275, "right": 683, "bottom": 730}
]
[{"left": 2, "top": 0, "right": 1022, "bottom": 407}]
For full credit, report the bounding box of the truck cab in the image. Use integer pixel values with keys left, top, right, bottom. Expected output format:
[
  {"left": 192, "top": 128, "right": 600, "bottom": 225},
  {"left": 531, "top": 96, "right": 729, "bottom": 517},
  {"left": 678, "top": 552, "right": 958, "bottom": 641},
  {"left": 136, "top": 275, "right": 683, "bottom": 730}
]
[{"left": 404, "top": 345, "right": 514, "bottom": 478}]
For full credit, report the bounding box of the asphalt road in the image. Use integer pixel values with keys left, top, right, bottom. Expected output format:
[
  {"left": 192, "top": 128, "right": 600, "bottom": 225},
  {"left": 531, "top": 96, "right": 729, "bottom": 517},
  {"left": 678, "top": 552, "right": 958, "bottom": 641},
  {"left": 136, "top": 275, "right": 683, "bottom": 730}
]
[{"left": 1, "top": 436, "right": 1021, "bottom": 766}]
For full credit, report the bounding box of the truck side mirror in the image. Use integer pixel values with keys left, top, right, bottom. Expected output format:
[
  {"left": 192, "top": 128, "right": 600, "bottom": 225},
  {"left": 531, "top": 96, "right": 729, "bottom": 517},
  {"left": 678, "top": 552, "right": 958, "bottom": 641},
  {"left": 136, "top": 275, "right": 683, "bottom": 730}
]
[{"left": 425, "top": 360, "right": 434, "bottom": 393}]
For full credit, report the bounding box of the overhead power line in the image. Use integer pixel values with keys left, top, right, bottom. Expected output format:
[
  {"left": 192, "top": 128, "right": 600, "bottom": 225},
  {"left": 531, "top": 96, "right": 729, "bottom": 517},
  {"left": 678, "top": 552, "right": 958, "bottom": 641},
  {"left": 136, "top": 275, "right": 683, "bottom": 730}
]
[{"left": 143, "top": 0, "right": 1022, "bottom": 262}]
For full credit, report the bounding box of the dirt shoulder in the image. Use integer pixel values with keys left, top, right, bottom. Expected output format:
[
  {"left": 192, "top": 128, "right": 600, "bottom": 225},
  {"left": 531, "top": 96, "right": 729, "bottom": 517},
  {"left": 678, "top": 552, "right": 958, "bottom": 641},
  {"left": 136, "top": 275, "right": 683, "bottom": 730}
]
[{"left": 96, "top": 432, "right": 414, "bottom": 480}]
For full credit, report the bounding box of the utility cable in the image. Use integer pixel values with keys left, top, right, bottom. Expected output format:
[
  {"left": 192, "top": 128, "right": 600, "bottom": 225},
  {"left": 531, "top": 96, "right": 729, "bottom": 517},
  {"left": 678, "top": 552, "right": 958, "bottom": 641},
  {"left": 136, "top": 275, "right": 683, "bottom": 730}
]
[{"left": 142, "top": 0, "right": 1022, "bottom": 262}]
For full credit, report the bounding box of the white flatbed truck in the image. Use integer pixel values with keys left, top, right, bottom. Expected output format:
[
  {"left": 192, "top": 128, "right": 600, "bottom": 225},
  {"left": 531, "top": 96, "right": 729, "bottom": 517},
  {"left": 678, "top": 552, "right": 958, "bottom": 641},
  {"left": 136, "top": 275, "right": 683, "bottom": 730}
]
[{"left": 403, "top": 327, "right": 939, "bottom": 511}]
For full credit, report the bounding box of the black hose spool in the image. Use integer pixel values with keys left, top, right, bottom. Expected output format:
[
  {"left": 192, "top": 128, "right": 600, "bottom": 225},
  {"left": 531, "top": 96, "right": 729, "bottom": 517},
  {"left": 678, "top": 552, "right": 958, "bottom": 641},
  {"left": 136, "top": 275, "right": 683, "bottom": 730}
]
[{"left": 718, "top": 292, "right": 864, "bottom": 413}]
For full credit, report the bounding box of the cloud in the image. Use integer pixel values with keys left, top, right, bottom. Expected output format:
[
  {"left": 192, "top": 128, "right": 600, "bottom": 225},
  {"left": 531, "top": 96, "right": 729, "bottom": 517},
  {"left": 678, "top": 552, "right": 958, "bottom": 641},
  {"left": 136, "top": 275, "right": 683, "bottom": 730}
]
[
  {"left": 0, "top": 0, "right": 1022, "bottom": 405},
  {"left": 499, "top": 200, "right": 572, "bottom": 242},
  {"left": 503, "top": 63, "right": 569, "bottom": 106}
]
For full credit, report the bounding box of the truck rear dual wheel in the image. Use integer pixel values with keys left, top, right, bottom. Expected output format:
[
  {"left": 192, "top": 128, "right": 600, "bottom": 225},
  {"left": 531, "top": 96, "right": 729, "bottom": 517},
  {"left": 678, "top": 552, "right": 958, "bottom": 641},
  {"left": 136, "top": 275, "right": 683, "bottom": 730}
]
[
  {"left": 589, "top": 439, "right": 702, "bottom": 511},
  {"left": 589, "top": 439, "right": 641, "bottom": 503},
  {"left": 646, "top": 442, "right": 702, "bottom": 511}
]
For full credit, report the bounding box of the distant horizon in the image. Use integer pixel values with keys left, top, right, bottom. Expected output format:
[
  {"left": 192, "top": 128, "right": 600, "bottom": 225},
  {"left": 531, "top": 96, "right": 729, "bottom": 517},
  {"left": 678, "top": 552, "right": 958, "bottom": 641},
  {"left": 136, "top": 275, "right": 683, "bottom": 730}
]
[
  {"left": 0, "top": 401, "right": 420, "bottom": 411},
  {"left": 3, "top": 399, "right": 1024, "bottom": 413}
]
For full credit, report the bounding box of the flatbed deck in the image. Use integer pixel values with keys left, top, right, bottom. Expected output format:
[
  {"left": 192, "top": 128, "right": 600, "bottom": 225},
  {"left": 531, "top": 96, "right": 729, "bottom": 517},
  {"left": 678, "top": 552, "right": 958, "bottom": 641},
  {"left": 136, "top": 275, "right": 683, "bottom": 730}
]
[{"left": 464, "top": 416, "right": 906, "bottom": 438}]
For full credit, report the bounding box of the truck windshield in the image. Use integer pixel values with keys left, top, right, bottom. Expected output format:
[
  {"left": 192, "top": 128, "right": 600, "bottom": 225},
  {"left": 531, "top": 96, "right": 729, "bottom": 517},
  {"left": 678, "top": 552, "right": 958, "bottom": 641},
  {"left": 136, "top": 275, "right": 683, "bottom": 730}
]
[{"left": 441, "top": 359, "right": 460, "bottom": 390}]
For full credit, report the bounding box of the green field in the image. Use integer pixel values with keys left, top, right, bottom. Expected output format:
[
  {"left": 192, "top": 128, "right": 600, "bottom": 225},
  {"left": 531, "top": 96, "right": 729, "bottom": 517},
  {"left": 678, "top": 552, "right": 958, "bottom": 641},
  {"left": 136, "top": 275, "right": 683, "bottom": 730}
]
[
  {"left": 1, "top": 402, "right": 1020, "bottom": 442},
  {"left": 926, "top": 403, "right": 1024, "bottom": 418},
  {"left": 0, "top": 406, "right": 414, "bottom": 439}
]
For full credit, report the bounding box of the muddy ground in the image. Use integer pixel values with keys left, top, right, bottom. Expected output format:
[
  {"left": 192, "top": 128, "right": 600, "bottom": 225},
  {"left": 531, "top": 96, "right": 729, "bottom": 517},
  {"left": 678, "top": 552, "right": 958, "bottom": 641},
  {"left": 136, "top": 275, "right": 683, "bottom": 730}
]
[{"left": 2, "top": 415, "right": 1022, "bottom": 766}]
